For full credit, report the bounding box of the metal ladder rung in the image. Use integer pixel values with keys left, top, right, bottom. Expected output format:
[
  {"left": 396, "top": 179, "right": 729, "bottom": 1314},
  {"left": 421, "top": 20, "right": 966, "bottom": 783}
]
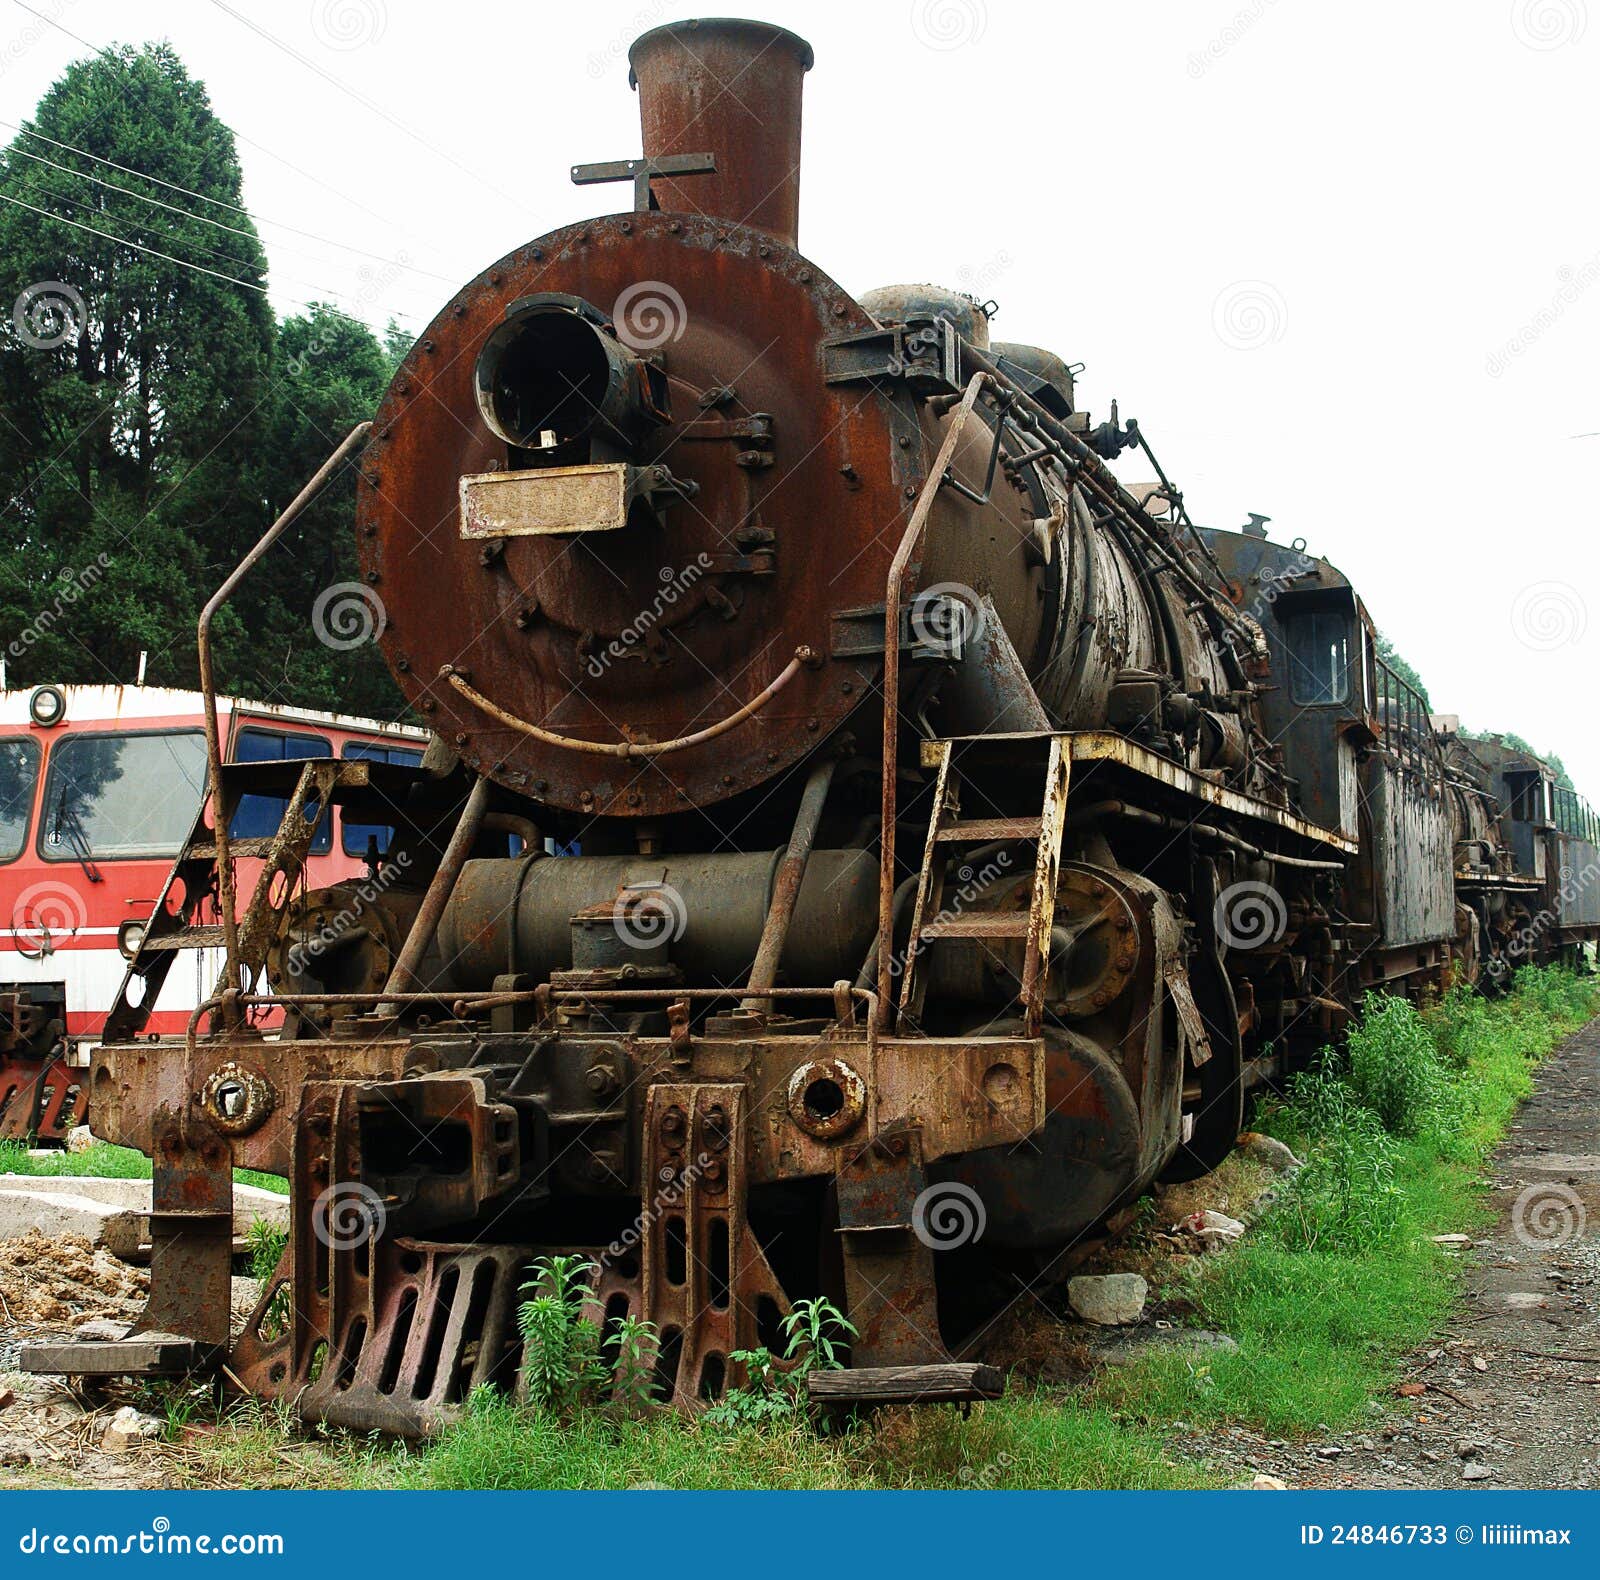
[
  {"left": 920, "top": 913, "right": 1032, "bottom": 941},
  {"left": 932, "top": 816, "right": 1042, "bottom": 843},
  {"left": 143, "top": 926, "right": 229, "bottom": 950},
  {"left": 188, "top": 837, "right": 277, "bottom": 860}
]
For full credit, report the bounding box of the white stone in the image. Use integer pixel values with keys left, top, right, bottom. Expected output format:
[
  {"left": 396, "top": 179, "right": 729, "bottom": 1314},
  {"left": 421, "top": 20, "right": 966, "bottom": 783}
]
[
  {"left": 101, "top": 1405, "right": 160, "bottom": 1453},
  {"left": 1250, "top": 1473, "right": 1288, "bottom": 1489},
  {"left": 63, "top": 1126, "right": 96, "bottom": 1154},
  {"left": 1067, "top": 1272, "right": 1148, "bottom": 1325}
]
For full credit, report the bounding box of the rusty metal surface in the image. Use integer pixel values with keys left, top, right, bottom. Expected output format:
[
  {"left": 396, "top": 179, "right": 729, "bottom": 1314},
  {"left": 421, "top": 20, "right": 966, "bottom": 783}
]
[
  {"left": 627, "top": 19, "right": 813, "bottom": 246},
  {"left": 357, "top": 210, "right": 923, "bottom": 820}
]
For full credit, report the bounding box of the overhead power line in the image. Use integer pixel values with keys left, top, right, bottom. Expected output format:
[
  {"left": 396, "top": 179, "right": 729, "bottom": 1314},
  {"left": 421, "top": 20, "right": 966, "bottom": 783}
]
[
  {"left": 6, "top": 2, "right": 462, "bottom": 283},
  {"left": 2, "top": 150, "right": 437, "bottom": 317},
  {"left": 0, "top": 190, "right": 417, "bottom": 329}
]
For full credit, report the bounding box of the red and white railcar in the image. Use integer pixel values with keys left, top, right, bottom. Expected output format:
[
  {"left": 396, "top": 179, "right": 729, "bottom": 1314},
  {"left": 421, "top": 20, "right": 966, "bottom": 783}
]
[{"left": 0, "top": 683, "right": 425, "bottom": 1140}]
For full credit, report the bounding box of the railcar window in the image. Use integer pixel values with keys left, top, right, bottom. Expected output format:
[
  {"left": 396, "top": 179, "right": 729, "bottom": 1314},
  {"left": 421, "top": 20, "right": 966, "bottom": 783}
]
[
  {"left": 229, "top": 728, "right": 333, "bottom": 853},
  {"left": 1286, "top": 611, "right": 1349, "bottom": 705},
  {"left": 40, "top": 731, "right": 206, "bottom": 860},
  {"left": 0, "top": 738, "right": 41, "bottom": 863},
  {"left": 340, "top": 740, "right": 424, "bottom": 856}
]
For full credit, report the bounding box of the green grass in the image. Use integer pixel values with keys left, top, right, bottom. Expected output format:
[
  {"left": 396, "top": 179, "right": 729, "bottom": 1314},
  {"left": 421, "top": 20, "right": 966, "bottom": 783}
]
[
  {"left": 1095, "top": 965, "right": 1595, "bottom": 1436},
  {"left": 0, "top": 1137, "right": 287, "bottom": 1195}
]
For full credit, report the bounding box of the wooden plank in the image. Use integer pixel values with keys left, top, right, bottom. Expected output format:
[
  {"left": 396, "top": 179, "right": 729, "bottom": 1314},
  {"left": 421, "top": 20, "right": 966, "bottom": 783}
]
[
  {"left": 21, "top": 1335, "right": 205, "bottom": 1376},
  {"left": 807, "top": 1362, "right": 1005, "bottom": 1404}
]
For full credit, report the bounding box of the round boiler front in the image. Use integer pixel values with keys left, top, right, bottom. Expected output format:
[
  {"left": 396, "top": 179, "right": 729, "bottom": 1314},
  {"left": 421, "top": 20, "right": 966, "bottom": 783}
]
[{"left": 356, "top": 211, "right": 925, "bottom": 818}]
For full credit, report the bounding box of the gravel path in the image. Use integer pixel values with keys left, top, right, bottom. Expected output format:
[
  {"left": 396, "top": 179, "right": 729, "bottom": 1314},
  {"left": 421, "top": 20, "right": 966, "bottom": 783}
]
[{"left": 1188, "top": 1016, "right": 1600, "bottom": 1490}]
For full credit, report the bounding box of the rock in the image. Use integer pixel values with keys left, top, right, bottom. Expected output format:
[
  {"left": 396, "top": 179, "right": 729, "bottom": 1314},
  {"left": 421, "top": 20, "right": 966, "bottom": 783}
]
[
  {"left": 1456, "top": 1439, "right": 1486, "bottom": 1460},
  {"left": 1471, "top": 1355, "right": 1488, "bottom": 1372},
  {"left": 63, "top": 1125, "right": 95, "bottom": 1154},
  {"left": 0, "top": 1389, "right": 13, "bottom": 1412},
  {"left": 1462, "top": 1462, "right": 1492, "bottom": 1481},
  {"left": 101, "top": 1405, "right": 160, "bottom": 1454},
  {"left": 1315, "top": 1445, "right": 1342, "bottom": 1459},
  {"left": 1250, "top": 1473, "right": 1288, "bottom": 1489},
  {"left": 75, "top": 1318, "right": 131, "bottom": 1343},
  {"left": 1420, "top": 1450, "right": 1440, "bottom": 1463},
  {"left": 1067, "top": 1273, "right": 1148, "bottom": 1326},
  {"left": 1432, "top": 1233, "right": 1472, "bottom": 1246},
  {"left": 1236, "top": 1132, "right": 1304, "bottom": 1173}
]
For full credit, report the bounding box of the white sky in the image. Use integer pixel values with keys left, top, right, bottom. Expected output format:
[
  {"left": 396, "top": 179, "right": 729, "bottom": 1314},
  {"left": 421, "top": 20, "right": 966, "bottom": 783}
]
[{"left": 3, "top": 0, "right": 1595, "bottom": 791}]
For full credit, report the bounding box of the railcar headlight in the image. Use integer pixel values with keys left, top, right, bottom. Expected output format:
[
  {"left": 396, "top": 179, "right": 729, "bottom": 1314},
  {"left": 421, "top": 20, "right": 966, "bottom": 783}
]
[
  {"left": 117, "top": 919, "right": 146, "bottom": 959},
  {"left": 28, "top": 685, "right": 66, "bottom": 727}
]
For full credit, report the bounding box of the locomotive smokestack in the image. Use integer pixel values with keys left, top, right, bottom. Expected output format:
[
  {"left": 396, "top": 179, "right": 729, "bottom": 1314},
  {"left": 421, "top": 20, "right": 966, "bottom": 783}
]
[{"left": 628, "top": 18, "right": 813, "bottom": 247}]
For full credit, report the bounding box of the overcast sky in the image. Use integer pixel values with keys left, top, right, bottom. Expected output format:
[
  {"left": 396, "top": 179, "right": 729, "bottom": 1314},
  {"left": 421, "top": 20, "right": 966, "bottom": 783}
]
[{"left": 4, "top": 0, "right": 1595, "bottom": 792}]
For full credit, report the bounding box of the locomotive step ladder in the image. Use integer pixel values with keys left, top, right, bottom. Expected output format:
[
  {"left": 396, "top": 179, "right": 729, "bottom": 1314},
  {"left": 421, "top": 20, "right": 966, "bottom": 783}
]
[
  {"left": 896, "top": 734, "right": 1069, "bottom": 1035},
  {"left": 106, "top": 756, "right": 372, "bottom": 1043}
]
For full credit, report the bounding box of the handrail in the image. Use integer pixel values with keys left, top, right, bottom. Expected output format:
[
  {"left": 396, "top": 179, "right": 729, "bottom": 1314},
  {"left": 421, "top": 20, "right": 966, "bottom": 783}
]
[
  {"left": 876, "top": 372, "right": 992, "bottom": 1027},
  {"left": 196, "top": 422, "right": 372, "bottom": 1027},
  {"left": 443, "top": 646, "right": 816, "bottom": 758}
]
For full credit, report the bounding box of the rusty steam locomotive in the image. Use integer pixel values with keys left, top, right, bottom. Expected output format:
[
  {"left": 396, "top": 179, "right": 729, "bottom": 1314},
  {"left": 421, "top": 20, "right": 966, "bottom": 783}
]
[{"left": 28, "top": 18, "right": 1596, "bottom": 1428}]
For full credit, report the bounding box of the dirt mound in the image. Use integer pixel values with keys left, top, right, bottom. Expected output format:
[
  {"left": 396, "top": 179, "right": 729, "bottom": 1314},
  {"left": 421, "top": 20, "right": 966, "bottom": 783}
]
[{"left": 0, "top": 1229, "right": 148, "bottom": 1327}]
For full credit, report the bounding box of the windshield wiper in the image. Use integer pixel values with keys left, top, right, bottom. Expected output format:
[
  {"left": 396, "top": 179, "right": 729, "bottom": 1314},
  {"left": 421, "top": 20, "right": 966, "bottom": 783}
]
[{"left": 52, "top": 789, "right": 103, "bottom": 885}]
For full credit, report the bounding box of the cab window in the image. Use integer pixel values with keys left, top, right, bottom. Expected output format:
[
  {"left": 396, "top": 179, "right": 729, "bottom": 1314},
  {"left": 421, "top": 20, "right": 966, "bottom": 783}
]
[
  {"left": 340, "top": 740, "right": 424, "bottom": 856},
  {"left": 229, "top": 728, "right": 333, "bottom": 853},
  {"left": 0, "top": 738, "right": 41, "bottom": 863},
  {"left": 1286, "top": 611, "right": 1350, "bottom": 705},
  {"left": 40, "top": 730, "right": 207, "bottom": 860}
]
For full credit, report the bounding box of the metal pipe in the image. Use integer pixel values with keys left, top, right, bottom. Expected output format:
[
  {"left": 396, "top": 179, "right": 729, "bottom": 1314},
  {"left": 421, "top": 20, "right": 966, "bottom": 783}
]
[
  {"left": 195, "top": 422, "right": 371, "bottom": 1025},
  {"left": 381, "top": 774, "right": 492, "bottom": 1004},
  {"left": 742, "top": 757, "right": 837, "bottom": 1010},
  {"left": 442, "top": 646, "right": 814, "bottom": 758}
]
